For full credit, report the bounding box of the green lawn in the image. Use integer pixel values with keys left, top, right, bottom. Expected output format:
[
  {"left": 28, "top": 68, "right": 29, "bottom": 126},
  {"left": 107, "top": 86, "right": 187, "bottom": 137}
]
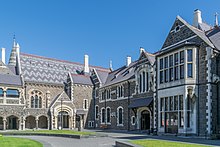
[
  {"left": 4, "top": 130, "right": 95, "bottom": 136},
  {"left": 0, "top": 136, "right": 42, "bottom": 147},
  {"left": 130, "top": 139, "right": 208, "bottom": 147}
]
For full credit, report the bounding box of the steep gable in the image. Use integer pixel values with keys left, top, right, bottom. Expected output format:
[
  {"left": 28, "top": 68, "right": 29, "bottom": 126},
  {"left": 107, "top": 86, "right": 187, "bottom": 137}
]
[{"left": 161, "top": 16, "right": 214, "bottom": 51}]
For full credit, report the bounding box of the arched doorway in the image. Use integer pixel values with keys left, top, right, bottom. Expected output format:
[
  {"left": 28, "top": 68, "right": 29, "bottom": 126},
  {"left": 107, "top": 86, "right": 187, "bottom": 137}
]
[
  {"left": 38, "top": 116, "right": 48, "bottom": 129},
  {"left": 0, "top": 117, "right": 3, "bottom": 130},
  {"left": 7, "top": 115, "right": 18, "bottom": 130},
  {"left": 58, "top": 111, "right": 69, "bottom": 129},
  {"left": 141, "top": 110, "right": 150, "bottom": 130},
  {"left": 26, "top": 116, "right": 36, "bottom": 129}
]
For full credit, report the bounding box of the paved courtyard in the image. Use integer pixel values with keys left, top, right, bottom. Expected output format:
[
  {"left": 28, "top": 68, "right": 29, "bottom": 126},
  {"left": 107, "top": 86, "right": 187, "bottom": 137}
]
[{"left": 14, "top": 130, "right": 220, "bottom": 147}]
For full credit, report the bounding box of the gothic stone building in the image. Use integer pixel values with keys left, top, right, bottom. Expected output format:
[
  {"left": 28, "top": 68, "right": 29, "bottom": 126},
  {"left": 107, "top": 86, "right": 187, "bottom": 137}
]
[
  {"left": 155, "top": 9, "right": 220, "bottom": 137},
  {"left": 0, "top": 40, "right": 109, "bottom": 130}
]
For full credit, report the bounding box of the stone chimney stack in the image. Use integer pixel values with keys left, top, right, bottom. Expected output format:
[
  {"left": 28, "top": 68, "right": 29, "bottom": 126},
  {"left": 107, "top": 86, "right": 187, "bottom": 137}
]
[
  {"left": 84, "top": 54, "right": 89, "bottom": 74},
  {"left": 140, "top": 47, "right": 145, "bottom": 54},
  {"left": 1, "top": 48, "right": 5, "bottom": 64},
  {"left": 126, "top": 56, "right": 131, "bottom": 66},
  {"left": 193, "top": 9, "right": 202, "bottom": 28}
]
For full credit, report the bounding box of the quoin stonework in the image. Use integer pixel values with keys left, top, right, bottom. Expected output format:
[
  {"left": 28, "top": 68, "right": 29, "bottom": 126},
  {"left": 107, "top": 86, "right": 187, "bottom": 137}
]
[{"left": 0, "top": 9, "right": 220, "bottom": 138}]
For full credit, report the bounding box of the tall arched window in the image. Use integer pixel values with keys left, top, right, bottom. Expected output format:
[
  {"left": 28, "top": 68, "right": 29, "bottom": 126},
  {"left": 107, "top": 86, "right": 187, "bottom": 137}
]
[
  {"left": 139, "top": 74, "right": 142, "bottom": 93},
  {"left": 106, "top": 107, "right": 111, "bottom": 123},
  {"left": 30, "top": 90, "right": 43, "bottom": 108},
  {"left": 143, "top": 71, "right": 146, "bottom": 92},
  {"left": 101, "top": 108, "right": 106, "bottom": 123},
  {"left": 95, "top": 105, "right": 99, "bottom": 119},
  {"left": 117, "top": 107, "right": 123, "bottom": 126}
]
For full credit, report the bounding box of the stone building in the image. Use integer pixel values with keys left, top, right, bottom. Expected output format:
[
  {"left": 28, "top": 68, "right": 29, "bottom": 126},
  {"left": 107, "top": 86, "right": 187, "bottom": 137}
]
[
  {"left": 90, "top": 49, "right": 155, "bottom": 131},
  {"left": 155, "top": 9, "right": 220, "bottom": 137},
  {"left": 0, "top": 38, "right": 109, "bottom": 130}
]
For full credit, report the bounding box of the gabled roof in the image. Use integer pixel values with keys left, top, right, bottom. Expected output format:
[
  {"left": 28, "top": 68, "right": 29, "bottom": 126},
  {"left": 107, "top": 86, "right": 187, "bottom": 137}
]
[
  {"left": 71, "top": 74, "right": 93, "bottom": 86},
  {"left": 206, "top": 26, "right": 220, "bottom": 50},
  {"left": 20, "top": 53, "right": 108, "bottom": 84},
  {"left": 94, "top": 69, "right": 109, "bottom": 85},
  {"left": 142, "top": 51, "right": 156, "bottom": 65},
  {"left": 103, "top": 61, "right": 137, "bottom": 87}
]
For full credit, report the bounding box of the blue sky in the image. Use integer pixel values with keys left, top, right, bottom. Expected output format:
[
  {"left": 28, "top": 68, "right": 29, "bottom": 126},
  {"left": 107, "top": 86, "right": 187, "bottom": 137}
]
[{"left": 0, "top": 0, "right": 219, "bottom": 69}]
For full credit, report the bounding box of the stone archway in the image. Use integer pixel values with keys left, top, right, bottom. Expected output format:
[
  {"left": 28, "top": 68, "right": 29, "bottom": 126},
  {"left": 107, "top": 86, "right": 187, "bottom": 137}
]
[
  {"left": 7, "top": 115, "right": 19, "bottom": 130},
  {"left": 38, "top": 116, "right": 48, "bottom": 129},
  {"left": 25, "top": 116, "right": 36, "bottom": 129},
  {"left": 140, "top": 110, "right": 150, "bottom": 130},
  {"left": 57, "top": 111, "right": 69, "bottom": 129},
  {"left": 0, "top": 117, "right": 3, "bottom": 130}
]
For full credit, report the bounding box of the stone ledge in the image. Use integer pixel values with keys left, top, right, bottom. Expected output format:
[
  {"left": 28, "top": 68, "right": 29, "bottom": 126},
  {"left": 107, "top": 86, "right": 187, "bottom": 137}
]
[{"left": 115, "top": 141, "right": 141, "bottom": 147}]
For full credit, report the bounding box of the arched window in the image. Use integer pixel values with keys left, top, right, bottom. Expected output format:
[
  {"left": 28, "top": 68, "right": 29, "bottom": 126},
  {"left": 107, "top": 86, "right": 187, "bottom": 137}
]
[
  {"left": 95, "top": 105, "right": 99, "bottom": 119},
  {"left": 143, "top": 71, "right": 146, "bottom": 92},
  {"left": 101, "top": 108, "right": 106, "bottom": 123},
  {"left": 117, "top": 107, "right": 123, "bottom": 125},
  {"left": 106, "top": 107, "right": 111, "bottom": 123},
  {"left": 30, "top": 90, "right": 43, "bottom": 108},
  {"left": 139, "top": 74, "right": 142, "bottom": 93}
]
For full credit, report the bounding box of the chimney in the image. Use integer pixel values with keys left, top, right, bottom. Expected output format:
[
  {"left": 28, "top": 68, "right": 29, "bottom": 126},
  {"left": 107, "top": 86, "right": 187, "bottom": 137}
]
[
  {"left": 193, "top": 9, "right": 202, "bottom": 28},
  {"left": 84, "top": 54, "right": 89, "bottom": 74},
  {"left": 126, "top": 56, "right": 131, "bottom": 66},
  {"left": 1, "top": 48, "right": 5, "bottom": 64},
  {"left": 140, "top": 47, "right": 145, "bottom": 54}
]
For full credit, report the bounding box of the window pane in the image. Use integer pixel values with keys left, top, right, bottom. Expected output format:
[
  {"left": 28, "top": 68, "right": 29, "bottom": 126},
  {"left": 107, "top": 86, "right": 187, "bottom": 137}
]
[
  {"left": 187, "top": 63, "right": 193, "bottom": 78},
  {"left": 179, "top": 111, "right": 184, "bottom": 127},
  {"left": 169, "top": 97, "right": 173, "bottom": 111},
  {"left": 165, "top": 97, "right": 168, "bottom": 111},
  {"left": 165, "top": 57, "right": 168, "bottom": 68},
  {"left": 139, "top": 74, "right": 142, "bottom": 92},
  {"left": 169, "top": 68, "right": 174, "bottom": 81},
  {"left": 0, "top": 89, "right": 3, "bottom": 97},
  {"left": 95, "top": 106, "right": 99, "bottom": 119},
  {"left": 160, "top": 98, "right": 164, "bottom": 111},
  {"left": 187, "top": 49, "right": 192, "bottom": 62},
  {"left": 6, "top": 89, "right": 19, "bottom": 98},
  {"left": 119, "top": 108, "right": 123, "bottom": 124},
  {"left": 102, "top": 109, "right": 105, "bottom": 123},
  {"left": 143, "top": 72, "right": 145, "bottom": 92},
  {"left": 160, "top": 58, "right": 163, "bottom": 70},
  {"left": 161, "top": 112, "right": 164, "bottom": 127},
  {"left": 180, "top": 51, "right": 184, "bottom": 63},
  {"left": 174, "top": 96, "right": 178, "bottom": 110},
  {"left": 107, "top": 108, "right": 110, "bottom": 123},
  {"left": 174, "top": 53, "right": 179, "bottom": 65},
  {"left": 174, "top": 66, "right": 178, "bottom": 80},
  {"left": 180, "top": 65, "right": 184, "bottom": 79},
  {"left": 160, "top": 71, "right": 163, "bottom": 83},
  {"left": 169, "top": 55, "right": 173, "bottom": 67},
  {"left": 31, "top": 96, "right": 34, "bottom": 108},
  {"left": 179, "top": 95, "right": 183, "bottom": 110},
  {"left": 165, "top": 69, "right": 168, "bottom": 82}
]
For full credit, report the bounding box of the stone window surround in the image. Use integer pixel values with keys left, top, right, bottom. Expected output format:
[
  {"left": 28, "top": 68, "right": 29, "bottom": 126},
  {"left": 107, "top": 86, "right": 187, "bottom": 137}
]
[
  {"left": 131, "top": 116, "right": 135, "bottom": 126},
  {"left": 137, "top": 68, "right": 150, "bottom": 94},
  {"left": 158, "top": 47, "right": 195, "bottom": 85},
  {"left": 83, "top": 99, "right": 88, "bottom": 110},
  {"left": 95, "top": 105, "right": 99, "bottom": 120},
  {"left": 117, "top": 106, "right": 124, "bottom": 126},
  {"left": 101, "top": 107, "right": 106, "bottom": 124},
  {"left": 117, "top": 85, "right": 124, "bottom": 98},
  {"left": 30, "top": 90, "right": 43, "bottom": 108},
  {"left": 106, "top": 107, "right": 111, "bottom": 124}
]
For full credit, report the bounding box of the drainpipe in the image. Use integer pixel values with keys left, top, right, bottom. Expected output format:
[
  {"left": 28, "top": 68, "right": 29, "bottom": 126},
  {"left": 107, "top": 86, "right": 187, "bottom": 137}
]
[
  {"left": 197, "top": 46, "right": 200, "bottom": 136},
  {"left": 127, "top": 81, "right": 131, "bottom": 131}
]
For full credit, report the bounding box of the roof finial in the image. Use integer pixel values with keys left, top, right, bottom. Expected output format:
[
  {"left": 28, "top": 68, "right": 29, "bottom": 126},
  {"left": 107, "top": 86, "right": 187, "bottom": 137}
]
[
  {"left": 109, "top": 60, "right": 113, "bottom": 71},
  {"left": 13, "top": 34, "right": 16, "bottom": 47},
  {"left": 215, "top": 12, "right": 219, "bottom": 27}
]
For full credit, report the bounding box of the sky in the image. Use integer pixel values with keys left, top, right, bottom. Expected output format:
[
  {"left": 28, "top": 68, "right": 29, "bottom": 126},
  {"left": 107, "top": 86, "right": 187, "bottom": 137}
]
[{"left": 0, "top": 0, "right": 220, "bottom": 69}]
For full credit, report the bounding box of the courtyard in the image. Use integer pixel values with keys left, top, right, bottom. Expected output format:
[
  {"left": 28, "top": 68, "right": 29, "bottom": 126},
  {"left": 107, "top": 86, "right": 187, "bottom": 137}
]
[{"left": 1, "top": 129, "right": 220, "bottom": 147}]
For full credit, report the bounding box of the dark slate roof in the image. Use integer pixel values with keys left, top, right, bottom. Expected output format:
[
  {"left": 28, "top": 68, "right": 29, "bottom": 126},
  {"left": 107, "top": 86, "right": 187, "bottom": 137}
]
[
  {"left": 0, "top": 74, "right": 22, "bottom": 86},
  {"left": 177, "top": 16, "right": 214, "bottom": 48},
  {"left": 198, "top": 22, "right": 213, "bottom": 32},
  {"left": 128, "top": 97, "right": 153, "bottom": 108},
  {"left": 143, "top": 51, "right": 155, "bottom": 65},
  {"left": 103, "top": 61, "right": 137, "bottom": 87},
  {"left": 20, "top": 53, "right": 109, "bottom": 84},
  {"left": 95, "top": 69, "right": 109, "bottom": 84},
  {"left": 71, "top": 74, "right": 93, "bottom": 85},
  {"left": 206, "top": 27, "right": 220, "bottom": 50}
]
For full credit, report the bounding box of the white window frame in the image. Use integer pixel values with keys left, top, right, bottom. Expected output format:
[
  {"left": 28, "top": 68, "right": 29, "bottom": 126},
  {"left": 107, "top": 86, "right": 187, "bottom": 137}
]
[
  {"left": 106, "top": 107, "right": 111, "bottom": 124},
  {"left": 117, "top": 106, "right": 124, "bottom": 126}
]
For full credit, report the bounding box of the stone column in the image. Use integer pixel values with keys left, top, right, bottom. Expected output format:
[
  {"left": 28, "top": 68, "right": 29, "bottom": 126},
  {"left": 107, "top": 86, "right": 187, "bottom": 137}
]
[
  {"left": 73, "top": 114, "right": 76, "bottom": 129},
  {"left": 18, "top": 119, "right": 21, "bottom": 130},
  {"left": 3, "top": 89, "right": 6, "bottom": 104},
  {"left": 3, "top": 118, "right": 6, "bottom": 130},
  {"left": 35, "top": 118, "right": 39, "bottom": 129},
  {"left": 47, "top": 118, "right": 50, "bottom": 130},
  {"left": 23, "top": 118, "right": 26, "bottom": 130}
]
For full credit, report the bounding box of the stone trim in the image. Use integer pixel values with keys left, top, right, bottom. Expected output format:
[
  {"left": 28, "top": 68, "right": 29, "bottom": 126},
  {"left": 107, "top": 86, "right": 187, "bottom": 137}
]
[{"left": 206, "top": 47, "right": 212, "bottom": 135}]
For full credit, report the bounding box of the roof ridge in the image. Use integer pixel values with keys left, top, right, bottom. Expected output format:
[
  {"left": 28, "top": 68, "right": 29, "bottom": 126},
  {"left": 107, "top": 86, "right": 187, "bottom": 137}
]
[{"left": 20, "top": 52, "right": 109, "bottom": 71}]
